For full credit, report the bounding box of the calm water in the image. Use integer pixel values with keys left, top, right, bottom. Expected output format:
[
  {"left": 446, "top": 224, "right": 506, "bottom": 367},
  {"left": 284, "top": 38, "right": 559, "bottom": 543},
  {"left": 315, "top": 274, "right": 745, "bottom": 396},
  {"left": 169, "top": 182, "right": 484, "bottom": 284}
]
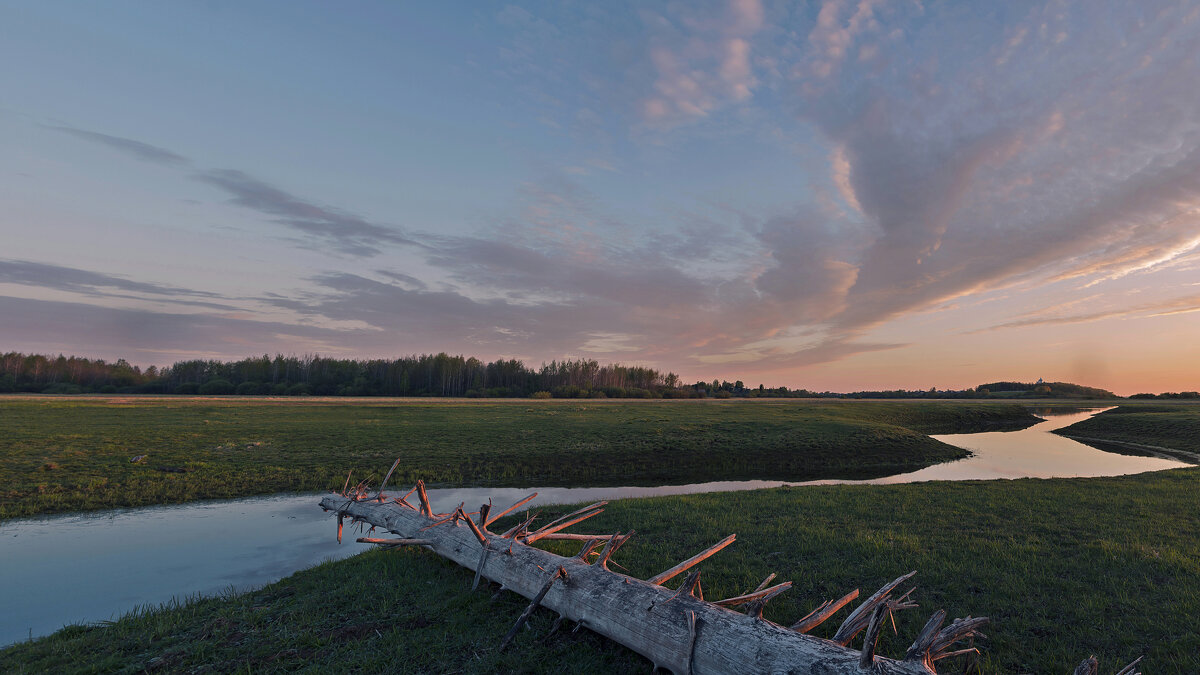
[{"left": 0, "top": 407, "right": 1191, "bottom": 647}]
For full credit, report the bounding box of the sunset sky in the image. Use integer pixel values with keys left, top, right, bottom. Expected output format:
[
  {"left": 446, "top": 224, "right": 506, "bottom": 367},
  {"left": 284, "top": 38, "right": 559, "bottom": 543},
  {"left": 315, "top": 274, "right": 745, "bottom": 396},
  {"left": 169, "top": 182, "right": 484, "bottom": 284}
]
[{"left": 3, "top": 1, "right": 1199, "bottom": 395}]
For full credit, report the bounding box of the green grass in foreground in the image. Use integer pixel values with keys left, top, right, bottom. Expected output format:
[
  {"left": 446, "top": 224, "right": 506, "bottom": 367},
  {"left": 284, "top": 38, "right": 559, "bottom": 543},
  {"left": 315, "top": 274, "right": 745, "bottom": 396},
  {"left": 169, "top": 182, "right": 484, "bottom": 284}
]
[
  {"left": 0, "top": 397, "right": 1038, "bottom": 519},
  {"left": 4, "top": 467, "right": 1198, "bottom": 674}
]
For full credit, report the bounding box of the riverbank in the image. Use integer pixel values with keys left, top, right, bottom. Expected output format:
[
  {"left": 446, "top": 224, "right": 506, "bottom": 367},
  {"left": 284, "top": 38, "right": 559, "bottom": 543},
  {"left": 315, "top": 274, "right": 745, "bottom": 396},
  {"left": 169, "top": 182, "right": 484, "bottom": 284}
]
[
  {"left": 3, "top": 465, "right": 1197, "bottom": 674},
  {"left": 0, "top": 397, "right": 1039, "bottom": 519},
  {"left": 1054, "top": 404, "right": 1200, "bottom": 459}
]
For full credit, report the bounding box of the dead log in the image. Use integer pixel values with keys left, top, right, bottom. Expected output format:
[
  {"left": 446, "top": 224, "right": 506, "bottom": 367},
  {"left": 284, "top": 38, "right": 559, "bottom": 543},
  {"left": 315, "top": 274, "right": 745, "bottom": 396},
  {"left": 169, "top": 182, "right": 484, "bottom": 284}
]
[
  {"left": 322, "top": 486, "right": 974, "bottom": 674},
  {"left": 321, "top": 475, "right": 1141, "bottom": 674}
]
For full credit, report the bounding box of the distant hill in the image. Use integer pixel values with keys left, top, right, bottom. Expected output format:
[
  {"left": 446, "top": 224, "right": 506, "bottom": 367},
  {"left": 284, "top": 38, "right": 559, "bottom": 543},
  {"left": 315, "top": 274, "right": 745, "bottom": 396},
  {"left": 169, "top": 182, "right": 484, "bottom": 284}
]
[{"left": 975, "top": 381, "right": 1117, "bottom": 399}]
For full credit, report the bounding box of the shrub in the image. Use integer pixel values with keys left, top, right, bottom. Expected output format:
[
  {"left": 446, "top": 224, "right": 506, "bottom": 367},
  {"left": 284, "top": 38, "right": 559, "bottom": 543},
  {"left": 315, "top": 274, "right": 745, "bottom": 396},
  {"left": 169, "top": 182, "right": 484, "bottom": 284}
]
[
  {"left": 174, "top": 383, "right": 199, "bottom": 395},
  {"left": 530, "top": 391, "right": 553, "bottom": 399},
  {"left": 236, "top": 381, "right": 267, "bottom": 395},
  {"left": 198, "top": 379, "right": 235, "bottom": 395}
]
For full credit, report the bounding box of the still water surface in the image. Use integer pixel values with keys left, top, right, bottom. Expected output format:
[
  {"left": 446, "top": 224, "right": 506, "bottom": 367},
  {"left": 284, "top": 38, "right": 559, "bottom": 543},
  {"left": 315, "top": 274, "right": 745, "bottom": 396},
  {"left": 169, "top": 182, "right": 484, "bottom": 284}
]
[{"left": 1, "top": 407, "right": 1190, "bottom": 646}]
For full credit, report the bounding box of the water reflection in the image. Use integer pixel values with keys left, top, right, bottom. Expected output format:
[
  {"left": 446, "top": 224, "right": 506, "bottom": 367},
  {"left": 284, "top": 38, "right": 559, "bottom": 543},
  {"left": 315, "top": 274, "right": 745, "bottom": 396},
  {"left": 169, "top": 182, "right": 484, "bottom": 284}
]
[{"left": 1, "top": 407, "right": 1191, "bottom": 647}]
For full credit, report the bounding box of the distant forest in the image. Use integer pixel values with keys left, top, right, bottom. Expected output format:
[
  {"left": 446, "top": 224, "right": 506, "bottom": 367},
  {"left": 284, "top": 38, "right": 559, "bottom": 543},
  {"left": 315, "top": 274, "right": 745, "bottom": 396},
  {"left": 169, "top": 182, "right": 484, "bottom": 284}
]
[{"left": 0, "top": 351, "right": 1126, "bottom": 399}]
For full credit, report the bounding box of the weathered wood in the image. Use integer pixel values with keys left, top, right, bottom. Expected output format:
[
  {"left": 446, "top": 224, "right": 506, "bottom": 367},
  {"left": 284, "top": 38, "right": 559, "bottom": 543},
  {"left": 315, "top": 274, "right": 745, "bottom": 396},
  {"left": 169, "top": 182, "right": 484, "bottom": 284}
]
[
  {"left": 356, "top": 537, "right": 432, "bottom": 546},
  {"left": 415, "top": 479, "right": 432, "bottom": 517},
  {"left": 486, "top": 492, "right": 537, "bottom": 527},
  {"left": 499, "top": 566, "right": 566, "bottom": 652},
  {"left": 648, "top": 534, "right": 736, "bottom": 585},
  {"left": 712, "top": 582, "right": 792, "bottom": 608},
  {"left": 321, "top": 490, "right": 965, "bottom": 674},
  {"left": 791, "top": 588, "right": 860, "bottom": 633},
  {"left": 375, "top": 458, "right": 402, "bottom": 499},
  {"left": 833, "top": 571, "right": 916, "bottom": 645},
  {"left": 524, "top": 501, "right": 606, "bottom": 542},
  {"left": 524, "top": 507, "right": 606, "bottom": 544},
  {"left": 532, "top": 532, "right": 616, "bottom": 541}
]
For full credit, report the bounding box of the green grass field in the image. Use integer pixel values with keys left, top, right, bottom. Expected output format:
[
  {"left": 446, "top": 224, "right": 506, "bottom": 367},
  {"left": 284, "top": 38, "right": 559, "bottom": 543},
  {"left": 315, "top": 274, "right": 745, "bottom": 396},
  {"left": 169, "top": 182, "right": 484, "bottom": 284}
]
[
  {"left": 0, "top": 396, "right": 1038, "bottom": 519},
  {"left": 1054, "top": 404, "right": 1200, "bottom": 456},
  {"left": 3, "top": 398, "right": 1198, "bottom": 673},
  {"left": 4, "top": 466, "right": 1197, "bottom": 674}
]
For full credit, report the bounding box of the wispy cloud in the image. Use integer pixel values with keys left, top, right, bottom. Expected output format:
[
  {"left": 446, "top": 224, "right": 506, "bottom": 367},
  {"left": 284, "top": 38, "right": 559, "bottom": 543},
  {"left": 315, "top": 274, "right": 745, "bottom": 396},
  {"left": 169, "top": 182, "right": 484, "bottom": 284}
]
[
  {"left": 0, "top": 259, "right": 234, "bottom": 310},
  {"left": 194, "top": 169, "right": 418, "bottom": 257},
  {"left": 45, "top": 125, "right": 191, "bottom": 166}
]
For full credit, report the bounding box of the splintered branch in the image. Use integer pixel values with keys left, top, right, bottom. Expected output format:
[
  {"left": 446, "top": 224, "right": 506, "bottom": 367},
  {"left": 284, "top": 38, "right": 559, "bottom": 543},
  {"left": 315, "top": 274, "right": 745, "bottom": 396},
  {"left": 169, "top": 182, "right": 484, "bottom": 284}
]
[
  {"left": 712, "top": 581, "right": 793, "bottom": 608},
  {"left": 743, "top": 582, "right": 792, "bottom": 619},
  {"left": 534, "top": 532, "right": 615, "bottom": 541},
  {"left": 501, "top": 514, "right": 538, "bottom": 539},
  {"left": 375, "top": 458, "right": 402, "bottom": 499},
  {"left": 860, "top": 602, "right": 891, "bottom": 668},
  {"left": 486, "top": 492, "right": 537, "bottom": 527},
  {"left": 647, "top": 534, "right": 737, "bottom": 585},
  {"left": 791, "top": 589, "right": 860, "bottom": 633},
  {"left": 415, "top": 480, "right": 432, "bottom": 518},
  {"left": 523, "top": 502, "right": 607, "bottom": 543},
  {"left": 832, "top": 571, "right": 917, "bottom": 646},
  {"left": 922, "top": 616, "right": 988, "bottom": 664},
  {"left": 524, "top": 507, "right": 606, "bottom": 544},
  {"left": 594, "top": 531, "right": 634, "bottom": 570}
]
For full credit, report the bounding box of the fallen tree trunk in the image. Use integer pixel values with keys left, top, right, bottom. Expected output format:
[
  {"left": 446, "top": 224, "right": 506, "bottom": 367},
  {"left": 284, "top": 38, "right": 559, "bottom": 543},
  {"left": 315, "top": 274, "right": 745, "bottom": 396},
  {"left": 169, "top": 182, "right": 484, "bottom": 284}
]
[
  {"left": 321, "top": 483, "right": 981, "bottom": 674},
  {"left": 320, "top": 476, "right": 1142, "bottom": 674}
]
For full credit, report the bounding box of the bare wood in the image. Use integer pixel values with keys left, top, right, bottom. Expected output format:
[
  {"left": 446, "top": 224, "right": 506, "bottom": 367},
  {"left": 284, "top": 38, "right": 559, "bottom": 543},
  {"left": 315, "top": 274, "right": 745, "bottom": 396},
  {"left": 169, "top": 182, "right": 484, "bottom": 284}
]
[
  {"left": 498, "top": 566, "right": 567, "bottom": 652},
  {"left": 833, "top": 571, "right": 916, "bottom": 645},
  {"left": 356, "top": 537, "right": 432, "bottom": 545},
  {"left": 792, "top": 589, "right": 860, "bottom": 633},
  {"left": 525, "top": 501, "right": 607, "bottom": 539},
  {"left": 905, "top": 610, "right": 946, "bottom": 660},
  {"left": 932, "top": 647, "right": 978, "bottom": 661},
  {"left": 647, "top": 534, "right": 737, "bottom": 586},
  {"left": 459, "top": 507, "right": 488, "bottom": 546},
  {"left": 594, "top": 530, "right": 633, "bottom": 570},
  {"left": 744, "top": 583, "right": 791, "bottom": 619},
  {"left": 524, "top": 508, "right": 605, "bottom": 544},
  {"left": 860, "top": 602, "right": 890, "bottom": 667},
  {"left": 532, "top": 532, "right": 615, "bottom": 541},
  {"left": 477, "top": 503, "right": 491, "bottom": 532},
  {"left": 415, "top": 479, "right": 432, "bottom": 518},
  {"left": 375, "top": 458, "right": 402, "bottom": 499},
  {"left": 486, "top": 492, "right": 537, "bottom": 527},
  {"left": 337, "top": 512, "right": 344, "bottom": 544},
  {"left": 501, "top": 514, "right": 538, "bottom": 539},
  {"left": 712, "top": 581, "right": 792, "bottom": 608}
]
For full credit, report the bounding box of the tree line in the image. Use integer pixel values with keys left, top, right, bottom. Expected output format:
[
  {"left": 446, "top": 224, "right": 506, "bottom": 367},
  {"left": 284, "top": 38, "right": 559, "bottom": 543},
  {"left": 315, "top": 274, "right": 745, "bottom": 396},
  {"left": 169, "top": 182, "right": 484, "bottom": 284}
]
[{"left": 0, "top": 351, "right": 1126, "bottom": 399}]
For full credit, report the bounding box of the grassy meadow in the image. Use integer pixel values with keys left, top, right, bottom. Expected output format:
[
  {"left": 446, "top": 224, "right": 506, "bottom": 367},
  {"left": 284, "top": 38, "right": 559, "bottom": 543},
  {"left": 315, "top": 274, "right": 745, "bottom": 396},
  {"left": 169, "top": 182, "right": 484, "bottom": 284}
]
[
  {"left": 2, "top": 397, "right": 1198, "bottom": 673},
  {"left": 3, "top": 467, "right": 1197, "bottom": 674},
  {"left": 0, "top": 396, "right": 1038, "bottom": 519}
]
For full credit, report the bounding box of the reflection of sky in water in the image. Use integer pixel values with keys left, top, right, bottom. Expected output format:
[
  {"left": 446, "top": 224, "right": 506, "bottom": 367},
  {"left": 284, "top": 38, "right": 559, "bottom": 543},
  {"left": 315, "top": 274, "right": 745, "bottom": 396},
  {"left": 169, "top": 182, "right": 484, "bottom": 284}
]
[{"left": 1, "top": 407, "right": 1191, "bottom": 646}]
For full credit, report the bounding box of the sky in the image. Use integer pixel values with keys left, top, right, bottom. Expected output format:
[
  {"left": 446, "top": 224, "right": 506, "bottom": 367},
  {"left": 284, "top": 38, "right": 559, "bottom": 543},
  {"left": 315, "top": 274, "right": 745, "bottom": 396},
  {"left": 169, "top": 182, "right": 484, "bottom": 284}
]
[{"left": 2, "top": 1, "right": 1199, "bottom": 395}]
